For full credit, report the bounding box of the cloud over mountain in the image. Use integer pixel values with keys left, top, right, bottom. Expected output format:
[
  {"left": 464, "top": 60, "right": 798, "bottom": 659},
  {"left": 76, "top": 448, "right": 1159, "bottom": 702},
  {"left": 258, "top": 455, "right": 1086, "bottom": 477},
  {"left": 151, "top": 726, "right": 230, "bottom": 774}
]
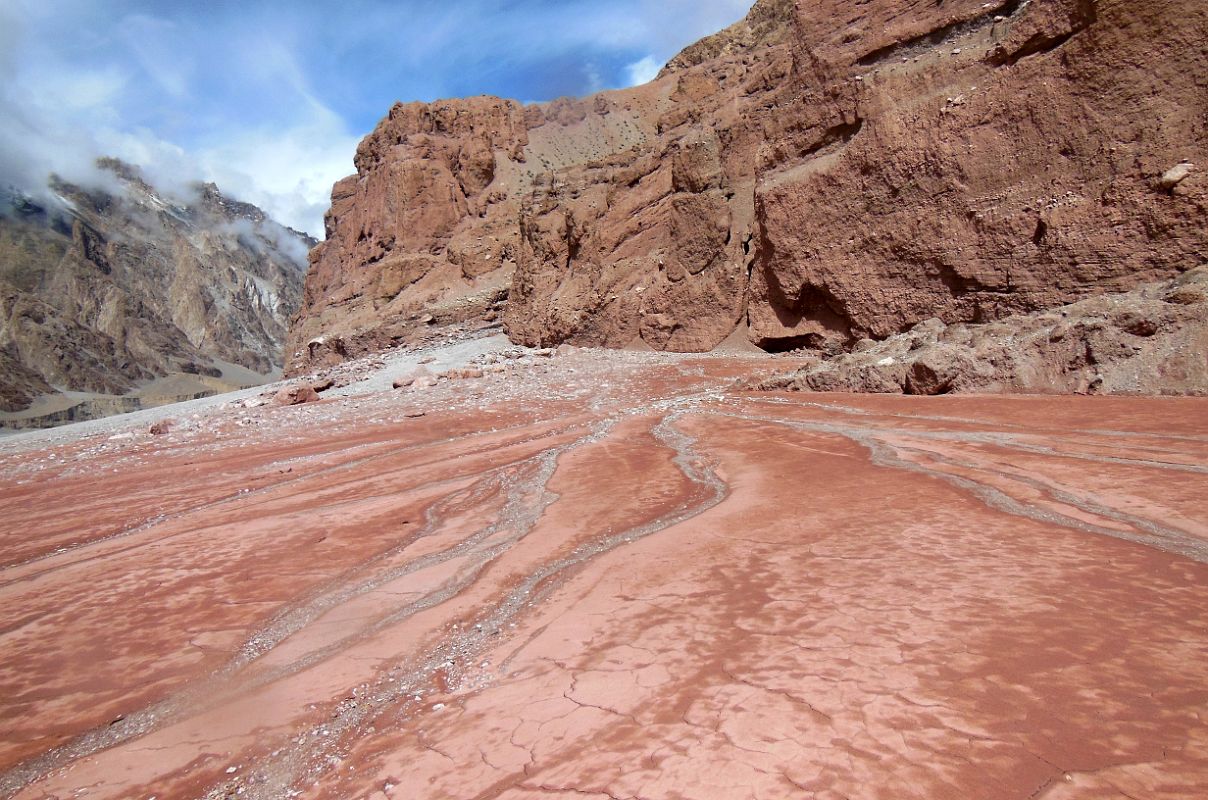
[{"left": 1, "top": 0, "right": 751, "bottom": 238}]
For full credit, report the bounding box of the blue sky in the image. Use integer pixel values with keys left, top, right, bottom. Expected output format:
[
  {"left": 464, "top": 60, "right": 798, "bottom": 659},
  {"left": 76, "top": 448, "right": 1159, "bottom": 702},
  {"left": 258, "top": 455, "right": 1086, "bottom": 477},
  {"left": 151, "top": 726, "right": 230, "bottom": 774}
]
[{"left": 0, "top": 0, "right": 752, "bottom": 236}]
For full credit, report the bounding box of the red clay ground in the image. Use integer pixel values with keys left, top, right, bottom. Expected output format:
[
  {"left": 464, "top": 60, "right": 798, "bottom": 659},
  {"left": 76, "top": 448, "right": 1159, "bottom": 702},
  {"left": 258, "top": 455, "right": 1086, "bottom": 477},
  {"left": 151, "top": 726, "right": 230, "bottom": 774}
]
[{"left": 1, "top": 348, "right": 1206, "bottom": 800}]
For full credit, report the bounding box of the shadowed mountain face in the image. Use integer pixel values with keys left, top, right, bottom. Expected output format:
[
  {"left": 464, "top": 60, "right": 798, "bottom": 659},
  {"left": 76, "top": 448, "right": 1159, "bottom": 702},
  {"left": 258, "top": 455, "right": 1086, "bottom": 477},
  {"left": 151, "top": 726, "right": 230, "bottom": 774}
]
[
  {"left": 0, "top": 160, "right": 313, "bottom": 414},
  {"left": 287, "top": 0, "right": 1206, "bottom": 374}
]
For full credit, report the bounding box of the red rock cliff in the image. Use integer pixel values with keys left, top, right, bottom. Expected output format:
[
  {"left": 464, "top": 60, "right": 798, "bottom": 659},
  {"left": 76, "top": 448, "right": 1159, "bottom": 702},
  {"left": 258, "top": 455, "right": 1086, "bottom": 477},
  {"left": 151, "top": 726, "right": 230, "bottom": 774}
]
[{"left": 287, "top": 0, "right": 1206, "bottom": 371}]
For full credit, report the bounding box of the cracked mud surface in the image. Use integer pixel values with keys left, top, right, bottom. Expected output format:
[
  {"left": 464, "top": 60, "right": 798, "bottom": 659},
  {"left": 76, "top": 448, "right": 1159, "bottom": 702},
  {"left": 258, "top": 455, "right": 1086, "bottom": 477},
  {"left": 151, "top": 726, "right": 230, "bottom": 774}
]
[{"left": 1, "top": 347, "right": 1206, "bottom": 799}]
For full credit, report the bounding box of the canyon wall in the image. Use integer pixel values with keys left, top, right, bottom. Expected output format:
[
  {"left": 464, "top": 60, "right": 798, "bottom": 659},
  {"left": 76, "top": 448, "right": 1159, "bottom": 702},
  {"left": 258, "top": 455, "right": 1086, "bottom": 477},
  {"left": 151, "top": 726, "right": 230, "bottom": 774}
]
[{"left": 288, "top": 0, "right": 1206, "bottom": 372}]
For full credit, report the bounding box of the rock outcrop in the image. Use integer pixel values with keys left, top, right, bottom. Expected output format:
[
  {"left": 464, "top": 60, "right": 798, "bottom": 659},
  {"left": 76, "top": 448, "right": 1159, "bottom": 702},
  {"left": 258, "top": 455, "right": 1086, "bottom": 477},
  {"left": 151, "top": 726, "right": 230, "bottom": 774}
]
[
  {"left": 0, "top": 160, "right": 312, "bottom": 415},
  {"left": 752, "top": 266, "right": 1208, "bottom": 396},
  {"left": 289, "top": 0, "right": 1206, "bottom": 374},
  {"left": 748, "top": 0, "right": 1206, "bottom": 352}
]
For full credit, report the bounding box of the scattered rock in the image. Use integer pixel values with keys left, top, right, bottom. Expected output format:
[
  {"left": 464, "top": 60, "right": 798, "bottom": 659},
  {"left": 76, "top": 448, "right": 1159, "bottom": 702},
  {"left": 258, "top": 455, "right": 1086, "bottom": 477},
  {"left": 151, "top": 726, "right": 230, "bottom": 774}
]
[
  {"left": 753, "top": 271, "right": 1208, "bottom": 397},
  {"left": 1114, "top": 311, "right": 1160, "bottom": 338},
  {"left": 1165, "top": 287, "right": 1206, "bottom": 305},
  {"left": 1164, "top": 266, "right": 1208, "bottom": 305},
  {"left": 904, "top": 346, "right": 977, "bottom": 396},
  {"left": 274, "top": 385, "right": 321, "bottom": 406},
  {"left": 393, "top": 366, "right": 434, "bottom": 389},
  {"left": 1158, "top": 162, "right": 1195, "bottom": 191},
  {"left": 805, "top": 362, "right": 905, "bottom": 393}
]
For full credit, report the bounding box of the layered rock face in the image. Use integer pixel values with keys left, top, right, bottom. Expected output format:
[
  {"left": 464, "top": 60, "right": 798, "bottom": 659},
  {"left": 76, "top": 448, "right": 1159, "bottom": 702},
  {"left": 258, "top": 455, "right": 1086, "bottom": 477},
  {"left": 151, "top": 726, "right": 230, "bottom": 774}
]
[
  {"left": 0, "top": 161, "right": 312, "bottom": 413},
  {"left": 749, "top": 0, "right": 1206, "bottom": 351},
  {"left": 289, "top": 0, "right": 1206, "bottom": 373},
  {"left": 290, "top": 98, "right": 531, "bottom": 370},
  {"left": 287, "top": 0, "right": 794, "bottom": 368}
]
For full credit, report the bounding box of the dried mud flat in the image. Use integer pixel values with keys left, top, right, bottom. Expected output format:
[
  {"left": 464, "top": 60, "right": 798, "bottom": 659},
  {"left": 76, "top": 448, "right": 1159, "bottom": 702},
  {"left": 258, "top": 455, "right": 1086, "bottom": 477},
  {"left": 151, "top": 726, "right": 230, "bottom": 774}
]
[{"left": 1, "top": 342, "right": 1206, "bottom": 800}]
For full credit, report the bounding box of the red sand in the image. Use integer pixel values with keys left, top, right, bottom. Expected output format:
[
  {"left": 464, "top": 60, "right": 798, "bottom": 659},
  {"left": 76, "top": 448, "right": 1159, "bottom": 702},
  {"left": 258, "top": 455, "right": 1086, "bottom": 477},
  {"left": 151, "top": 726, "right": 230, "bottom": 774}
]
[{"left": 1, "top": 355, "right": 1206, "bottom": 799}]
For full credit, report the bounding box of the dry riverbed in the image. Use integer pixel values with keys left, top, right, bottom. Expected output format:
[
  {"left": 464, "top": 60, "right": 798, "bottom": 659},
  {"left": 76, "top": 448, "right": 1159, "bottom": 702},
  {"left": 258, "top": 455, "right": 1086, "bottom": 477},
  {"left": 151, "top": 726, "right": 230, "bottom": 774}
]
[{"left": 1, "top": 339, "right": 1206, "bottom": 799}]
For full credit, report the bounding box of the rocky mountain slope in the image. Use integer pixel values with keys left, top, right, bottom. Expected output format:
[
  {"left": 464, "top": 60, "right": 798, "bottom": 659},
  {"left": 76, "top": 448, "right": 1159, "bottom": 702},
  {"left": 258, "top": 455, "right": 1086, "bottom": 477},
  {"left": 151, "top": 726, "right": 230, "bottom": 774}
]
[
  {"left": 0, "top": 159, "right": 312, "bottom": 419},
  {"left": 288, "top": 0, "right": 1205, "bottom": 378}
]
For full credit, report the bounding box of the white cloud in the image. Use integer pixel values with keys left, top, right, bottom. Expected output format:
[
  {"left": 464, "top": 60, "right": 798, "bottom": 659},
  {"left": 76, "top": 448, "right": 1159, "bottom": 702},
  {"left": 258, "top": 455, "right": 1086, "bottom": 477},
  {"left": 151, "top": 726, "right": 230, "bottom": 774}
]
[
  {"left": 625, "top": 55, "right": 662, "bottom": 87},
  {"left": 547, "top": 0, "right": 753, "bottom": 56},
  {"left": 118, "top": 15, "right": 195, "bottom": 99},
  {"left": 0, "top": 2, "right": 356, "bottom": 238},
  {"left": 192, "top": 105, "right": 359, "bottom": 238},
  {"left": 0, "top": 0, "right": 758, "bottom": 237},
  {"left": 217, "top": 216, "right": 311, "bottom": 268}
]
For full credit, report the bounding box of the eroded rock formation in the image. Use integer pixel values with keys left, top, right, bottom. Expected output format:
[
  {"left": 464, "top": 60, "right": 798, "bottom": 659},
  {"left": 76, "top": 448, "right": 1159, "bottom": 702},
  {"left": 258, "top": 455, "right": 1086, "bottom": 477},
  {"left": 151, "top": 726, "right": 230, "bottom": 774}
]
[
  {"left": 0, "top": 160, "right": 312, "bottom": 414},
  {"left": 289, "top": 0, "right": 1206, "bottom": 373},
  {"left": 754, "top": 265, "right": 1208, "bottom": 396},
  {"left": 749, "top": 0, "right": 1206, "bottom": 352}
]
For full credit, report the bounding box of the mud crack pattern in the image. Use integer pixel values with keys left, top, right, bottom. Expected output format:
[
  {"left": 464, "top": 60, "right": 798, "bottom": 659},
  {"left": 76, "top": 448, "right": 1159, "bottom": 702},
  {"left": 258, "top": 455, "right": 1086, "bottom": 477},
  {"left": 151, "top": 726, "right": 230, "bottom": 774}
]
[{"left": 1, "top": 354, "right": 1206, "bottom": 800}]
